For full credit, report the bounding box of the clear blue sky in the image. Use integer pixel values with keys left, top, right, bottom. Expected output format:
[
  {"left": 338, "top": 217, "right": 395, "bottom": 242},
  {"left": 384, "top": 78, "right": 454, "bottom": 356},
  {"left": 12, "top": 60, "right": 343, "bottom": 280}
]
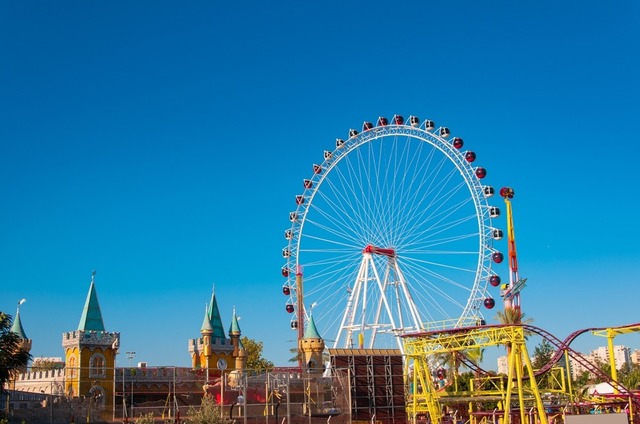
[{"left": 1, "top": 1, "right": 639, "bottom": 368}]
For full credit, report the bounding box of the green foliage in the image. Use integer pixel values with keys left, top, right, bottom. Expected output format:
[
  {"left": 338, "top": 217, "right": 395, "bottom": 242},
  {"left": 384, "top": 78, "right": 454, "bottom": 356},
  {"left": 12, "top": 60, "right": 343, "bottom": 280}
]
[
  {"left": 532, "top": 339, "right": 554, "bottom": 370},
  {"left": 187, "top": 395, "right": 226, "bottom": 424},
  {"left": 494, "top": 308, "right": 531, "bottom": 325},
  {"left": 136, "top": 412, "right": 155, "bottom": 424},
  {"left": 240, "top": 336, "right": 274, "bottom": 372},
  {"left": 617, "top": 362, "right": 640, "bottom": 390},
  {"left": 31, "top": 358, "right": 65, "bottom": 372},
  {"left": 0, "top": 312, "right": 32, "bottom": 394},
  {"left": 447, "top": 371, "right": 474, "bottom": 392}
]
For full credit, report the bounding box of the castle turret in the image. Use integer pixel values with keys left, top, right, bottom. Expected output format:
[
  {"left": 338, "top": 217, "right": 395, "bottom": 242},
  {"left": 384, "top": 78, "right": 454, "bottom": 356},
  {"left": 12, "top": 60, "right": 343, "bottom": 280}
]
[
  {"left": 299, "top": 314, "right": 326, "bottom": 415},
  {"left": 62, "top": 272, "right": 119, "bottom": 409},
  {"left": 299, "top": 314, "right": 325, "bottom": 375},
  {"left": 229, "top": 307, "right": 241, "bottom": 356},
  {"left": 235, "top": 337, "right": 247, "bottom": 372},
  {"left": 11, "top": 299, "right": 32, "bottom": 370},
  {"left": 200, "top": 305, "right": 214, "bottom": 380}
]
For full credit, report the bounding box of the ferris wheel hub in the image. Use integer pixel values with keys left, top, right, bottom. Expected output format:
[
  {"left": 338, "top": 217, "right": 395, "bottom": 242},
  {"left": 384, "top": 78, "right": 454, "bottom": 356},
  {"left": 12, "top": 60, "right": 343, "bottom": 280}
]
[{"left": 362, "top": 245, "right": 396, "bottom": 257}]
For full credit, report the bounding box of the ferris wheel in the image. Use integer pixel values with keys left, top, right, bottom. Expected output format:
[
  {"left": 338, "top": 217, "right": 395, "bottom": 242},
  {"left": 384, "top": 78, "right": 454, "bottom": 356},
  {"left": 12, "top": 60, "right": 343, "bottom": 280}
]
[{"left": 281, "top": 115, "right": 504, "bottom": 353}]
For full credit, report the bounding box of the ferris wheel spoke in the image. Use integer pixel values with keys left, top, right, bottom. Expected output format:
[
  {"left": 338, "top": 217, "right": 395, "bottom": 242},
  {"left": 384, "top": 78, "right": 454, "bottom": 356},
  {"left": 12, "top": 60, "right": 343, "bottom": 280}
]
[{"left": 282, "top": 116, "right": 500, "bottom": 350}]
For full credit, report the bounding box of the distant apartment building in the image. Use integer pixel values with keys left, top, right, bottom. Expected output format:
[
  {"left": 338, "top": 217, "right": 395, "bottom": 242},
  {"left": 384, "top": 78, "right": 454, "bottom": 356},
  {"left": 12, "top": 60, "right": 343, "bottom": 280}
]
[
  {"left": 630, "top": 349, "right": 640, "bottom": 365},
  {"left": 497, "top": 355, "right": 508, "bottom": 375},
  {"left": 590, "top": 345, "right": 630, "bottom": 369},
  {"left": 568, "top": 345, "right": 630, "bottom": 380}
]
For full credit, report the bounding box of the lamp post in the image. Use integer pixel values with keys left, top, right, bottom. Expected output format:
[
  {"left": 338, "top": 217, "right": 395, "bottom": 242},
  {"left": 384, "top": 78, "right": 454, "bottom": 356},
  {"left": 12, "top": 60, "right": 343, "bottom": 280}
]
[{"left": 125, "top": 352, "right": 135, "bottom": 419}]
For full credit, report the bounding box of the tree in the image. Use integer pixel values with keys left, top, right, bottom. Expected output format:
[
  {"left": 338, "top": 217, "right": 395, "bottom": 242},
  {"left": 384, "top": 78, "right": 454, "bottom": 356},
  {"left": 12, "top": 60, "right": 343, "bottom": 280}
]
[
  {"left": 617, "top": 362, "right": 640, "bottom": 391},
  {"left": 494, "top": 308, "right": 533, "bottom": 354},
  {"left": 0, "top": 312, "right": 32, "bottom": 393},
  {"left": 494, "top": 308, "right": 531, "bottom": 326},
  {"left": 240, "top": 336, "right": 274, "bottom": 372},
  {"left": 532, "top": 339, "right": 554, "bottom": 370},
  {"left": 188, "top": 394, "right": 225, "bottom": 424},
  {"left": 31, "top": 358, "right": 65, "bottom": 372},
  {"left": 532, "top": 339, "right": 555, "bottom": 390}
]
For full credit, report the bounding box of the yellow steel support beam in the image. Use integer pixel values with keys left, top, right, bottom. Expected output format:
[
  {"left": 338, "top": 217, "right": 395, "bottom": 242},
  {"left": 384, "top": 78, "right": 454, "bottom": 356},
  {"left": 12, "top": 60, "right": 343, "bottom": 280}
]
[{"left": 404, "top": 325, "right": 549, "bottom": 424}]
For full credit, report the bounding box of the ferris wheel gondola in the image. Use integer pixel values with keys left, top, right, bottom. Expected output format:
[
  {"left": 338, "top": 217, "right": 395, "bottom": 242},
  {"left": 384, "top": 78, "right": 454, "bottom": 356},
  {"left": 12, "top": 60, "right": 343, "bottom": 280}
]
[{"left": 281, "top": 115, "right": 503, "bottom": 352}]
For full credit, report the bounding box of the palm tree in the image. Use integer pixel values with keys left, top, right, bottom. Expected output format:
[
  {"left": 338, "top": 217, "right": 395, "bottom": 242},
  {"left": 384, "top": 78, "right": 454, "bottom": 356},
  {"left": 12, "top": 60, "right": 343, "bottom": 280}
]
[
  {"left": 494, "top": 308, "right": 533, "bottom": 357},
  {"left": 0, "top": 312, "right": 32, "bottom": 393},
  {"left": 494, "top": 307, "right": 531, "bottom": 326}
]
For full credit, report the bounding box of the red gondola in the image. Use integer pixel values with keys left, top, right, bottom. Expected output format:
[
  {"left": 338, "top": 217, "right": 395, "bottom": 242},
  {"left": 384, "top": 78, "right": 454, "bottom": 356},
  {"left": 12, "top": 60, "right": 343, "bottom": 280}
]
[
  {"left": 500, "top": 187, "right": 515, "bottom": 199},
  {"left": 452, "top": 137, "right": 464, "bottom": 149}
]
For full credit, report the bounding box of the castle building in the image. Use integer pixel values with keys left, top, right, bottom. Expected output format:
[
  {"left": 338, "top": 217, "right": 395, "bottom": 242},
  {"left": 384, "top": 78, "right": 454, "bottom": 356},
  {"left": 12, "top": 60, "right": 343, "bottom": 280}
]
[
  {"left": 188, "top": 290, "right": 241, "bottom": 381},
  {"left": 7, "top": 275, "right": 252, "bottom": 423},
  {"left": 62, "top": 272, "right": 120, "bottom": 406}
]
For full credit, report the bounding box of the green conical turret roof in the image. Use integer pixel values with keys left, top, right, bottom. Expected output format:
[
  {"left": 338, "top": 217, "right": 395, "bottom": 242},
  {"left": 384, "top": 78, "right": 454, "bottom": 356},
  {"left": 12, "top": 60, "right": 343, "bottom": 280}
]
[
  {"left": 207, "top": 289, "right": 226, "bottom": 338},
  {"left": 11, "top": 306, "right": 28, "bottom": 340},
  {"left": 201, "top": 305, "right": 214, "bottom": 334},
  {"left": 229, "top": 307, "right": 241, "bottom": 335},
  {"left": 78, "top": 273, "right": 105, "bottom": 332},
  {"left": 304, "top": 314, "right": 322, "bottom": 339}
]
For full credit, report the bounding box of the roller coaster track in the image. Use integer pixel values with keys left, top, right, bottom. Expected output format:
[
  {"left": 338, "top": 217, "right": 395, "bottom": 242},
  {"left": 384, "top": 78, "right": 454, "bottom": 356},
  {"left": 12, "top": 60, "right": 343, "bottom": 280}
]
[{"left": 453, "top": 323, "right": 640, "bottom": 396}]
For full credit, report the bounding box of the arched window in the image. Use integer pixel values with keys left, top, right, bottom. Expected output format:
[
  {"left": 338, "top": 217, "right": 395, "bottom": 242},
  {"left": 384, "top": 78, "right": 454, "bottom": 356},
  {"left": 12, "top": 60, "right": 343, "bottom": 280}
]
[
  {"left": 89, "top": 353, "right": 106, "bottom": 378},
  {"left": 66, "top": 355, "right": 77, "bottom": 379}
]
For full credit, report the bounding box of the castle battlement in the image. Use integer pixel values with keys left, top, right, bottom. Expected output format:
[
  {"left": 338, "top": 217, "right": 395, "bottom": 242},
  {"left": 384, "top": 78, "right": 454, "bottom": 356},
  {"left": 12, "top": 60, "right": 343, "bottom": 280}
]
[
  {"left": 16, "top": 368, "right": 65, "bottom": 382},
  {"left": 188, "top": 337, "right": 234, "bottom": 354},
  {"left": 62, "top": 330, "right": 120, "bottom": 349}
]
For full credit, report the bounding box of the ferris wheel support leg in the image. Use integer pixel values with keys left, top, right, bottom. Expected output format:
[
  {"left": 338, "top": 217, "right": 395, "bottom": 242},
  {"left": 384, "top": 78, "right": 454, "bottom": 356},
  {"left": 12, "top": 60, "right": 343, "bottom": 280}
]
[
  {"left": 369, "top": 256, "right": 400, "bottom": 348},
  {"left": 335, "top": 255, "right": 368, "bottom": 348},
  {"left": 393, "top": 261, "right": 424, "bottom": 331}
]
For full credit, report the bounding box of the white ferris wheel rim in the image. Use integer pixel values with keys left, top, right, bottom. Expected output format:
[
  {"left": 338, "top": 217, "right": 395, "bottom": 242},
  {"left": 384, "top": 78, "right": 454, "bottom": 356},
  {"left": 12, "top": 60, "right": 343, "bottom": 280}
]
[{"left": 282, "top": 116, "right": 499, "bottom": 351}]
